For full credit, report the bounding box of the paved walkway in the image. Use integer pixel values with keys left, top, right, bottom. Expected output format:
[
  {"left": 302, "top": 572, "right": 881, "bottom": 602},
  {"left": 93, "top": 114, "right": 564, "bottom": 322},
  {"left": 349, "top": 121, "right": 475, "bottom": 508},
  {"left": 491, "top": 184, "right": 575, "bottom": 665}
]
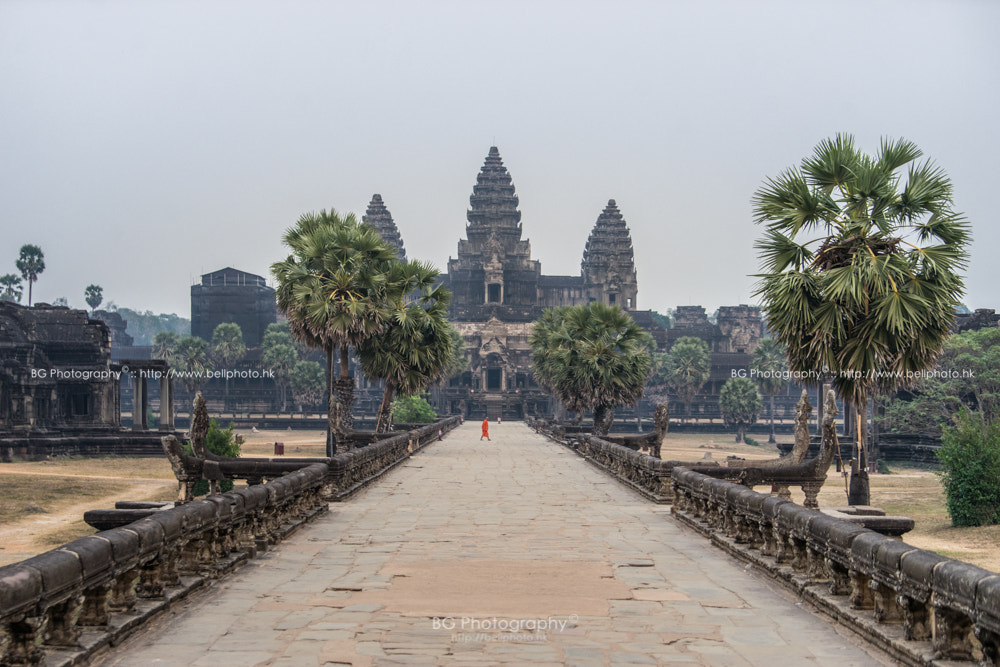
[{"left": 100, "top": 422, "right": 889, "bottom": 666}]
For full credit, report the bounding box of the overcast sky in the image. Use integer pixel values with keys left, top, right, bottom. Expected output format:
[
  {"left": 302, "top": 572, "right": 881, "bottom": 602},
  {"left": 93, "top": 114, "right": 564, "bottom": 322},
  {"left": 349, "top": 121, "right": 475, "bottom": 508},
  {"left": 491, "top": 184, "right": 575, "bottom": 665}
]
[{"left": 2, "top": 0, "right": 997, "bottom": 321}]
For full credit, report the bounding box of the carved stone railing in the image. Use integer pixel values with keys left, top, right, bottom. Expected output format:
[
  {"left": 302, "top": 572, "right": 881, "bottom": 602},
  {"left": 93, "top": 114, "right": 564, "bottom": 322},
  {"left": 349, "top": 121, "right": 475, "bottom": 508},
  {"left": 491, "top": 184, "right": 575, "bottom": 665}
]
[
  {"left": 671, "top": 467, "right": 1000, "bottom": 665},
  {"left": 160, "top": 416, "right": 462, "bottom": 503},
  {"left": 573, "top": 435, "right": 717, "bottom": 503},
  {"left": 0, "top": 416, "right": 463, "bottom": 666},
  {"left": 0, "top": 463, "right": 328, "bottom": 667}
]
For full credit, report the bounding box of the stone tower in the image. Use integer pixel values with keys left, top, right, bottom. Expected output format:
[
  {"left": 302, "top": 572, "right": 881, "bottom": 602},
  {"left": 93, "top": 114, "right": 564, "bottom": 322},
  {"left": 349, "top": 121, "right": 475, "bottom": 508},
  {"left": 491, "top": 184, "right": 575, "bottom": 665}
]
[
  {"left": 581, "top": 199, "right": 638, "bottom": 310},
  {"left": 447, "top": 146, "right": 540, "bottom": 318},
  {"left": 362, "top": 194, "right": 406, "bottom": 261}
]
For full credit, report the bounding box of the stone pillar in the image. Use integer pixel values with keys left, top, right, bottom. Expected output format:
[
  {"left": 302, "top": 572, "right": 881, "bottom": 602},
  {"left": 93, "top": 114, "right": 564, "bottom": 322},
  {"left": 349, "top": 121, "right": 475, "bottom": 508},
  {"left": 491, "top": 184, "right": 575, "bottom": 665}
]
[
  {"left": 159, "top": 373, "right": 174, "bottom": 431},
  {"left": 24, "top": 391, "right": 34, "bottom": 427},
  {"left": 133, "top": 373, "right": 147, "bottom": 431}
]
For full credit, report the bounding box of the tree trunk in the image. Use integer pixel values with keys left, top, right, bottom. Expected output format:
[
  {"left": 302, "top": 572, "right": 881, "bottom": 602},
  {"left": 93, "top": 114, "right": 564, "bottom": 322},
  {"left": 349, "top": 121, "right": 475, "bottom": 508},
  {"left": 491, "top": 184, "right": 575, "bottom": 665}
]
[
  {"left": 768, "top": 394, "right": 776, "bottom": 444},
  {"left": 376, "top": 381, "right": 395, "bottom": 434},
  {"left": 593, "top": 404, "right": 614, "bottom": 435},
  {"left": 325, "top": 348, "right": 337, "bottom": 457},
  {"left": 340, "top": 347, "right": 350, "bottom": 380},
  {"left": 848, "top": 398, "right": 870, "bottom": 505},
  {"left": 736, "top": 427, "right": 744, "bottom": 443}
]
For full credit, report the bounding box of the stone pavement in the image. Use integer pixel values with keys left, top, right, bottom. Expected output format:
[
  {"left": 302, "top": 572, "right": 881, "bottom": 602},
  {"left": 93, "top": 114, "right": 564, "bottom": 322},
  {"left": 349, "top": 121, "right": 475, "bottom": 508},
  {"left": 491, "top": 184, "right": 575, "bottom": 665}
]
[{"left": 98, "top": 422, "right": 891, "bottom": 666}]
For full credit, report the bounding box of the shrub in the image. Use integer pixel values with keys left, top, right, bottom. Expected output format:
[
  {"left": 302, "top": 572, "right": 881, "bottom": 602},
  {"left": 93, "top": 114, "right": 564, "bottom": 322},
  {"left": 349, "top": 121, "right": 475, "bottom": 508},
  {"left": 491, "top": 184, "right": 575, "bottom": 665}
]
[
  {"left": 876, "top": 459, "right": 892, "bottom": 475},
  {"left": 183, "top": 419, "right": 242, "bottom": 496},
  {"left": 391, "top": 395, "right": 437, "bottom": 424},
  {"left": 744, "top": 436, "right": 760, "bottom": 447},
  {"left": 937, "top": 410, "right": 1000, "bottom": 527}
]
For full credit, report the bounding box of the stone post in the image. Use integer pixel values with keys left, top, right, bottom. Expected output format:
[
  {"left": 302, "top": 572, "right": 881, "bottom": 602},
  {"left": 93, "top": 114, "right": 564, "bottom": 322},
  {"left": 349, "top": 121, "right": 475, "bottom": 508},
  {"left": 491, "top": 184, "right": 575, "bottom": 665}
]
[
  {"left": 133, "top": 372, "right": 147, "bottom": 431},
  {"left": 159, "top": 372, "right": 174, "bottom": 431}
]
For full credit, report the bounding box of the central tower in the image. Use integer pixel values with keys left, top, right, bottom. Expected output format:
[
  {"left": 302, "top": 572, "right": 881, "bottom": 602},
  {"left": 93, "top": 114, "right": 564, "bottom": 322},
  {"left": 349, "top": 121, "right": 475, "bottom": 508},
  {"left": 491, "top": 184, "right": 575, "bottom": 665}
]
[{"left": 447, "top": 147, "right": 541, "bottom": 319}]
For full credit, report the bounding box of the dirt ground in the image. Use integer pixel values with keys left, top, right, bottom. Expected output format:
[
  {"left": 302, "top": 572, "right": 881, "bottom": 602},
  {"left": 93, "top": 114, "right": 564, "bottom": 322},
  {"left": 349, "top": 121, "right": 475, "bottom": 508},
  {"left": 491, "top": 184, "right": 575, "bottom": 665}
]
[{"left": 0, "top": 428, "right": 996, "bottom": 573}]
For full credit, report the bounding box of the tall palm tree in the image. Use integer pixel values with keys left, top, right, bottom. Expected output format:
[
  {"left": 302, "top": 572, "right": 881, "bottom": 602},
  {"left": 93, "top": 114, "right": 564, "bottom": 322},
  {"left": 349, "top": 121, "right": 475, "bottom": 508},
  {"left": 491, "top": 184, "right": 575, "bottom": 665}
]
[
  {"left": 753, "top": 134, "right": 970, "bottom": 503},
  {"left": 358, "top": 260, "right": 455, "bottom": 432},
  {"left": 0, "top": 274, "right": 22, "bottom": 303},
  {"left": 750, "top": 337, "right": 788, "bottom": 443},
  {"left": 173, "top": 336, "right": 215, "bottom": 395},
  {"left": 262, "top": 343, "right": 297, "bottom": 411},
  {"left": 16, "top": 244, "right": 44, "bottom": 306},
  {"left": 531, "top": 302, "right": 653, "bottom": 435},
  {"left": 152, "top": 331, "right": 181, "bottom": 362},
  {"left": 720, "top": 376, "right": 763, "bottom": 444},
  {"left": 663, "top": 336, "right": 711, "bottom": 423},
  {"left": 211, "top": 323, "right": 247, "bottom": 408},
  {"left": 271, "top": 209, "right": 398, "bottom": 454},
  {"left": 84, "top": 284, "right": 103, "bottom": 314}
]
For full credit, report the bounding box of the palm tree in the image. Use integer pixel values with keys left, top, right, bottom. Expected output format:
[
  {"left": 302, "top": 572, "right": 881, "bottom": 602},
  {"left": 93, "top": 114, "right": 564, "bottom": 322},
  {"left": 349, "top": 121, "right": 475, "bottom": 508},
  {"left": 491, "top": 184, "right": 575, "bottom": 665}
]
[
  {"left": 290, "top": 360, "right": 325, "bottom": 411},
  {"left": 750, "top": 338, "right": 788, "bottom": 443},
  {"left": 173, "top": 336, "right": 215, "bottom": 395},
  {"left": 211, "top": 323, "right": 247, "bottom": 408},
  {"left": 530, "top": 302, "right": 653, "bottom": 435},
  {"left": 358, "top": 260, "right": 455, "bottom": 432},
  {"left": 271, "top": 209, "right": 398, "bottom": 454},
  {"left": 152, "top": 331, "right": 181, "bottom": 362},
  {"left": 0, "top": 274, "right": 22, "bottom": 303},
  {"left": 753, "top": 134, "right": 970, "bottom": 504},
  {"left": 720, "top": 377, "right": 763, "bottom": 443},
  {"left": 262, "top": 343, "right": 297, "bottom": 411},
  {"left": 84, "top": 284, "right": 103, "bottom": 314},
  {"left": 662, "top": 336, "right": 711, "bottom": 423},
  {"left": 16, "top": 244, "right": 44, "bottom": 306}
]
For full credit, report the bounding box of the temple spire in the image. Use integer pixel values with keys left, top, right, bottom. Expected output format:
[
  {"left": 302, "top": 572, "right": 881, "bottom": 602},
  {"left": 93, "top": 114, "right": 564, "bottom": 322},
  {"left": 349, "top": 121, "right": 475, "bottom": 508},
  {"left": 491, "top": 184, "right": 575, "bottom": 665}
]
[
  {"left": 581, "top": 199, "right": 638, "bottom": 310},
  {"left": 466, "top": 146, "right": 522, "bottom": 240},
  {"left": 362, "top": 194, "right": 406, "bottom": 261}
]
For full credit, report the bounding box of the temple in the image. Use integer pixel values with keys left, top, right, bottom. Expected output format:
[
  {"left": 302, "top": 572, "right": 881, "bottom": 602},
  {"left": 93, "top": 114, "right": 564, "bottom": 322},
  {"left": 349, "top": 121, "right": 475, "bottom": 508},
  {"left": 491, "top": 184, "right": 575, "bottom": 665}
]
[{"left": 431, "top": 147, "right": 646, "bottom": 419}]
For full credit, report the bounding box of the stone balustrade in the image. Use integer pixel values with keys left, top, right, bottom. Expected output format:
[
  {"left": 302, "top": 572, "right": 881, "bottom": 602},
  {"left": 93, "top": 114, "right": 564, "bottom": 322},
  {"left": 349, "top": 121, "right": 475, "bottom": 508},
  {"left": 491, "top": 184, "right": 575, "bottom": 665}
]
[
  {"left": 0, "top": 416, "right": 462, "bottom": 666},
  {"left": 526, "top": 423, "right": 718, "bottom": 503},
  {"left": 0, "top": 462, "right": 328, "bottom": 667},
  {"left": 160, "top": 416, "right": 463, "bottom": 503},
  {"left": 671, "top": 467, "right": 1000, "bottom": 664}
]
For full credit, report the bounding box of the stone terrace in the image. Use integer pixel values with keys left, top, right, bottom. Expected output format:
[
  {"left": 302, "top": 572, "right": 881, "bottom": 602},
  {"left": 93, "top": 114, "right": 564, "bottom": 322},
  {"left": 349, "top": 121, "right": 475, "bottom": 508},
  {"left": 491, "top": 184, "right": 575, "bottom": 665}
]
[{"left": 97, "top": 422, "right": 887, "bottom": 666}]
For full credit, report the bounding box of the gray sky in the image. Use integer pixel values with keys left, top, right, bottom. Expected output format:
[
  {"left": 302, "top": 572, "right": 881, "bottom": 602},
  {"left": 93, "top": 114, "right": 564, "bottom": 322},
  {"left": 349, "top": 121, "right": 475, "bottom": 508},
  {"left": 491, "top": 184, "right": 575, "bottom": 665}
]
[{"left": 2, "top": 0, "right": 997, "bottom": 320}]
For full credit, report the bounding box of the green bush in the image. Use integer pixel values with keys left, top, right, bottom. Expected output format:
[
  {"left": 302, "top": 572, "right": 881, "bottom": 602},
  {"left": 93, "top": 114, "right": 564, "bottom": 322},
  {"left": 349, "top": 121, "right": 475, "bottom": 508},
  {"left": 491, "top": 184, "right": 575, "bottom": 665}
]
[
  {"left": 391, "top": 395, "right": 437, "bottom": 424},
  {"left": 182, "top": 419, "right": 242, "bottom": 496},
  {"left": 937, "top": 410, "right": 1000, "bottom": 527},
  {"left": 743, "top": 436, "right": 760, "bottom": 447},
  {"left": 876, "top": 459, "right": 892, "bottom": 475}
]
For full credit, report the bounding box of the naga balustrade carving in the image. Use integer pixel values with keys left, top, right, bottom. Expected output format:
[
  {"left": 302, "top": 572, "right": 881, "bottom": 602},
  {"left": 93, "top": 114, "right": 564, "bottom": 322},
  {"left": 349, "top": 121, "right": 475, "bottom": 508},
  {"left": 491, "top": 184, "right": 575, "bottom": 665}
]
[{"left": 671, "top": 464, "right": 1000, "bottom": 664}]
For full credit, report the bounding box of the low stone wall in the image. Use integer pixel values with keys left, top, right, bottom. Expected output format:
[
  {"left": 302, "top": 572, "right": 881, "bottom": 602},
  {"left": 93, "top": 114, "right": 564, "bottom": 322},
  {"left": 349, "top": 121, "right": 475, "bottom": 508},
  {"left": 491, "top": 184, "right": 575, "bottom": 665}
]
[
  {"left": 526, "top": 420, "right": 712, "bottom": 504},
  {"left": 671, "top": 467, "right": 1000, "bottom": 665},
  {"left": 0, "top": 463, "right": 329, "bottom": 667},
  {"left": 577, "top": 435, "right": 675, "bottom": 503},
  {"left": 325, "top": 417, "right": 461, "bottom": 501},
  {"left": 1, "top": 431, "right": 183, "bottom": 460}
]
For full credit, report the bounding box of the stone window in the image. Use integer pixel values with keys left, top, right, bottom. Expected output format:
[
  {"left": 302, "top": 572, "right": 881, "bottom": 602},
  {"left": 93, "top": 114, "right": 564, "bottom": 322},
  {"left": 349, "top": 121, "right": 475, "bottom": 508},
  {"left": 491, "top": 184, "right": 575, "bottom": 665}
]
[
  {"left": 609, "top": 293, "right": 617, "bottom": 304},
  {"left": 486, "top": 368, "right": 502, "bottom": 390},
  {"left": 487, "top": 283, "right": 501, "bottom": 303}
]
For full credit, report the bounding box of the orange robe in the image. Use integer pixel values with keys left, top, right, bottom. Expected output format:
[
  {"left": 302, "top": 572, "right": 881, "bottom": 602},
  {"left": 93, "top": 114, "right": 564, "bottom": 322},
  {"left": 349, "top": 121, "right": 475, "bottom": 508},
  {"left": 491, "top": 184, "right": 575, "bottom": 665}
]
[{"left": 481, "top": 419, "right": 490, "bottom": 438}]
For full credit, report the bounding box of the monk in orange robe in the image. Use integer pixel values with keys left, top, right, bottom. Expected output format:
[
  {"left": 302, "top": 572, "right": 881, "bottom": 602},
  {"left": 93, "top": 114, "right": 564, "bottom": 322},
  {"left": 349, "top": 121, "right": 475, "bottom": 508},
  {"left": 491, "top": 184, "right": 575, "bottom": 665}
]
[{"left": 481, "top": 418, "right": 490, "bottom": 441}]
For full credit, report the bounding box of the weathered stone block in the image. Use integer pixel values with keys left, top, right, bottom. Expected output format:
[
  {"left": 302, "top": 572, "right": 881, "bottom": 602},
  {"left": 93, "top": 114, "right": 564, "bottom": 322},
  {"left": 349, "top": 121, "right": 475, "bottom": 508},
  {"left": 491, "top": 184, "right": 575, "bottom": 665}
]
[
  {"left": 0, "top": 564, "right": 43, "bottom": 616},
  {"left": 59, "top": 536, "right": 113, "bottom": 588}
]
